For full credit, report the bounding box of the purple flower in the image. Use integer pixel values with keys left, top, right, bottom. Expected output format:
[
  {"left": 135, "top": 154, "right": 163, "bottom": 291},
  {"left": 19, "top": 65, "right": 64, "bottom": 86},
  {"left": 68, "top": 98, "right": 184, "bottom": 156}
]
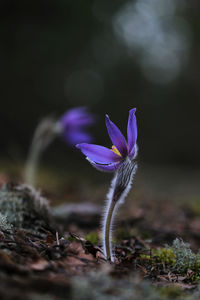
[
  {"left": 59, "top": 107, "right": 95, "bottom": 146},
  {"left": 76, "top": 108, "right": 137, "bottom": 172}
]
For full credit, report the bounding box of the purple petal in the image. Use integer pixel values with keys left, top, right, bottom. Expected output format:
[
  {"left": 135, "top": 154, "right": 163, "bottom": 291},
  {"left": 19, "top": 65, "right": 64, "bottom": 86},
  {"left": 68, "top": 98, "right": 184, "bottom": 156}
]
[
  {"left": 127, "top": 108, "right": 137, "bottom": 156},
  {"left": 87, "top": 158, "right": 122, "bottom": 172},
  {"left": 63, "top": 130, "right": 93, "bottom": 146},
  {"left": 60, "top": 107, "right": 95, "bottom": 129},
  {"left": 105, "top": 115, "right": 127, "bottom": 157},
  {"left": 76, "top": 143, "right": 120, "bottom": 164},
  {"left": 129, "top": 143, "right": 138, "bottom": 159}
]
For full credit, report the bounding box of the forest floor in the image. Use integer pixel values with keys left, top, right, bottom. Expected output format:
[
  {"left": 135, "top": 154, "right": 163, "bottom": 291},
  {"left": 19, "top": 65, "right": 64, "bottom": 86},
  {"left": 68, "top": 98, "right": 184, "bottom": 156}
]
[{"left": 0, "top": 161, "right": 200, "bottom": 299}]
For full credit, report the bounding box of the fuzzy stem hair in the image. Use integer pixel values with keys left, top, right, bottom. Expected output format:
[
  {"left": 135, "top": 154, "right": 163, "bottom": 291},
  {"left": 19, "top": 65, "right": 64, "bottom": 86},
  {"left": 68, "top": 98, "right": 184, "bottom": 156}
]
[{"left": 102, "top": 158, "right": 137, "bottom": 262}]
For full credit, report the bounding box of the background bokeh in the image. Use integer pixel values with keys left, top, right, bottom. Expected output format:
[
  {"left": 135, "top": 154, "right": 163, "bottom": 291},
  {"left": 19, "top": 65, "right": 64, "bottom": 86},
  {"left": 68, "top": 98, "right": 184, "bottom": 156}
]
[{"left": 0, "top": 0, "right": 200, "bottom": 170}]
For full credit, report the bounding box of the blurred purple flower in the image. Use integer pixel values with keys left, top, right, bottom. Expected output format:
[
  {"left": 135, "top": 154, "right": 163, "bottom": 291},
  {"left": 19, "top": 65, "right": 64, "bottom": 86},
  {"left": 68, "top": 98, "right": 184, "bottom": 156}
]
[
  {"left": 59, "top": 107, "right": 95, "bottom": 146},
  {"left": 76, "top": 108, "right": 137, "bottom": 172}
]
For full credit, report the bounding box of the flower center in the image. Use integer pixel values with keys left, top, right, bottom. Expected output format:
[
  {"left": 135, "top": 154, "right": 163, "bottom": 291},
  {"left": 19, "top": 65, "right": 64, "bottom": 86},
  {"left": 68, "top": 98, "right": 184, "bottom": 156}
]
[{"left": 111, "top": 145, "right": 122, "bottom": 157}]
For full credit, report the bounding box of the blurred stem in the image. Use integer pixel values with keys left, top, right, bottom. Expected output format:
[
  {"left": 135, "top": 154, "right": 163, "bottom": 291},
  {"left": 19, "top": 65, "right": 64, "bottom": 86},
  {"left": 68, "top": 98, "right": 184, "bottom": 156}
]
[
  {"left": 25, "top": 142, "right": 42, "bottom": 187},
  {"left": 24, "top": 118, "right": 59, "bottom": 187}
]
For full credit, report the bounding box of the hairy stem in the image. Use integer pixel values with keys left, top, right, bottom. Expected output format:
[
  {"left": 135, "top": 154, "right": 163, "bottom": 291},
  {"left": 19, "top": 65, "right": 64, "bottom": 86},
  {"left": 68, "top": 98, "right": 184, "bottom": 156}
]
[
  {"left": 102, "top": 158, "right": 138, "bottom": 262},
  {"left": 104, "top": 199, "right": 116, "bottom": 261}
]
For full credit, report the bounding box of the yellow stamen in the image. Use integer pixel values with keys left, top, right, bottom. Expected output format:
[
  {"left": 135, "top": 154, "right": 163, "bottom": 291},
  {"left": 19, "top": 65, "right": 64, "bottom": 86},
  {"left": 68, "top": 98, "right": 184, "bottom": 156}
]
[{"left": 111, "top": 145, "right": 122, "bottom": 157}]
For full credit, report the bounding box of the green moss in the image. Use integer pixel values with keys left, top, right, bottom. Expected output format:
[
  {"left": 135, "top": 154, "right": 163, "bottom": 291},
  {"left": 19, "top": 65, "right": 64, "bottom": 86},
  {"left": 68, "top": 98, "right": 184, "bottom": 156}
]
[
  {"left": 153, "top": 248, "right": 176, "bottom": 266},
  {"left": 85, "top": 232, "right": 99, "bottom": 244},
  {"left": 140, "top": 254, "right": 151, "bottom": 260},
  {"left": 171, "top": 239, "right": 200, "bottom": 279},
  {"left": 151, "top": 239, "right": 200, "bottom": 283}
]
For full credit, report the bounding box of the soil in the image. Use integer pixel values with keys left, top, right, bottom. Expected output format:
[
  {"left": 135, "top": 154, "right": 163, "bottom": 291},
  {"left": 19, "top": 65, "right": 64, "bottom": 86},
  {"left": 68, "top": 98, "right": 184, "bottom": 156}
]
[{"left": 0, "top": 164, "right": 200, "bottom": 299}]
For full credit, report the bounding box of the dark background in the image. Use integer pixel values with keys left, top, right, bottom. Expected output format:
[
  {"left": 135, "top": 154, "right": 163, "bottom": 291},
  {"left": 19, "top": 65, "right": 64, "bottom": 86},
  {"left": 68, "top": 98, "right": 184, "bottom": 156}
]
[{"left": 0, "top": 0, "right": 200, "bottom": 168}]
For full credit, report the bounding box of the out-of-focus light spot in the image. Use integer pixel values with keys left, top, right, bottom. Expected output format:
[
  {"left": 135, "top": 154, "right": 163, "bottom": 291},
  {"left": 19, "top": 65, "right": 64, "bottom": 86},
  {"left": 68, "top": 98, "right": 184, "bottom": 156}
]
[
  {"left": 65, "top": 70, "right": 104, "bottom": 105},
  {"left": 113, "top": 0, "right": 191, "bottom": 84}
]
